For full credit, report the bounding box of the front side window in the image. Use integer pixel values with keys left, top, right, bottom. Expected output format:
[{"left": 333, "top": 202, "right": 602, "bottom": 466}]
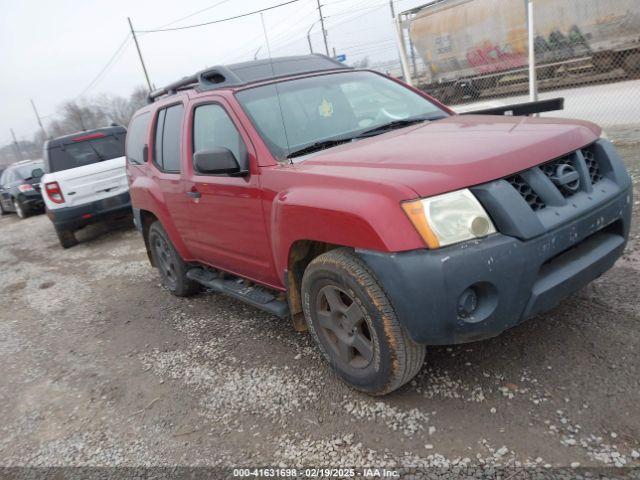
[
  {"left": 193, "top": 104, "right": 248, "bottom": 169},
  {"left": 154, "top": 104, "right": 184, "bottom": 172},
  {"left": 126, "top": 113, "right": 151, "bottom": 165},
  {"left": 236, "top": 70, "right": 447, "bottom": 161},
  {"left": 2, "top": 170, "right": 15, "bottom": 185}
]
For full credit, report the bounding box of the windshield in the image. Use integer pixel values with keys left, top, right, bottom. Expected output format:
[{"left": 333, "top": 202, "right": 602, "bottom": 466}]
[
  {"left": 46, "top": 134, "right": 125, "bottom": 173},
  {"left": 236, "top": 71, "right": 447, "bottom": 161}
]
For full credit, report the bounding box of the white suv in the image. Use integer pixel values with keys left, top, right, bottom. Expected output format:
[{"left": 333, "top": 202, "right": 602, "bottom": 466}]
[{"left": 41, "top": 126, "right": 131, "bottom": 248}]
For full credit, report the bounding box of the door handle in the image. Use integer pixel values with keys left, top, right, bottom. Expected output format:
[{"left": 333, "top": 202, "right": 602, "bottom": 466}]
[{"left": 187, "top": 190, "right": 201, "bottom": 199}]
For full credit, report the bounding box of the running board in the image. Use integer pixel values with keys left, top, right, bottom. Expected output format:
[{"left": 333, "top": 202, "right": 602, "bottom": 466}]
[{"left": 186, "top": 268, "right": 290, "bottom": 318}]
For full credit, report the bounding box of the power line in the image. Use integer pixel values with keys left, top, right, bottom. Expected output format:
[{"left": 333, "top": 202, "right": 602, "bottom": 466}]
[
  {"left": 325, "top": 2, "right": 387, "bottom": 28},
  {"left": 154, "top": 0, "right": 235, "bottom": 29},
  {"left": 78, "top": 33, "right": 131, "bottom": 97},
  {"left": 326, "top": 1, "right": 388, "bottom": 18},
  {"left": 136, "top": 0, "right": 303, "bottom": 33}
]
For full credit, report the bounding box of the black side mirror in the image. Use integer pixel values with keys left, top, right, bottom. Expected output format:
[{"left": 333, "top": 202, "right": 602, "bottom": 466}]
[{"left": 194, "top": 147, "right": 247, "bottom": 176}]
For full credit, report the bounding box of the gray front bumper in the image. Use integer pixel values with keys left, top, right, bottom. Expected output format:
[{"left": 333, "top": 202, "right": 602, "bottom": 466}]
[
  {"left": 358, "top": 140, "right": 633, "bottom": 345},
  {"left": 358, "top": 188, "right": 631, "bottom": 345}
]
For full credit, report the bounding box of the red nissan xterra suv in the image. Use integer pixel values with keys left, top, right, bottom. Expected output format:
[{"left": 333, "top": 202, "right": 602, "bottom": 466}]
[{"left": 127, "top": 55, "right": 632, "bottom": 395}]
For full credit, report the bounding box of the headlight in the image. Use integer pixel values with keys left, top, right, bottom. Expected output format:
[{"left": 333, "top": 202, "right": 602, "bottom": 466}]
[{"left": 402, "top": 189, "right": 496, "bottom": 248}]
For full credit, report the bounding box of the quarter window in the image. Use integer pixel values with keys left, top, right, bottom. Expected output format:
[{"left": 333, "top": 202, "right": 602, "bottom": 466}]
[
  {"left": 126, "top": 112, "right": 151, "bottom": 165},
  {"left": 193, "top": 104, "right": 248, "bottom": 170}
]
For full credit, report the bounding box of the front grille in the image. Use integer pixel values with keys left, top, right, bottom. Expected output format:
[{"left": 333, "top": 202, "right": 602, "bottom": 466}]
[
  {"left": 506, "top": 174, "right": 546, "bottom": 211},
  {"left": 539, "top": 155, "right": 576, "bottom": 198},
  {"left": 583, "top": 147, "right": 603, "bottom": 184},
  {"left": 507, "top": 144, "right": 603, "bottom": 211}
]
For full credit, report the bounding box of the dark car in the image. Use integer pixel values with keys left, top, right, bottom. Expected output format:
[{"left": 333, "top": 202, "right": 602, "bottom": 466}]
[{"left": 0, "top": 160, "right": 46, "bottom": 219}]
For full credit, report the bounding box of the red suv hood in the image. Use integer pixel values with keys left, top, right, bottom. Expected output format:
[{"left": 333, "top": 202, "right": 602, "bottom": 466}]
[{"left": 297, "top": 115, "right": 601, "bottom": 198}]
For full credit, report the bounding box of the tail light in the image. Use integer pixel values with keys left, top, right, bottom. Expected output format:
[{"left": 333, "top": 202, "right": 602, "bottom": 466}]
[
  {"left": 18, "top": 184, "right": 34, "bottom": 192},
  {"left": 44, "top": 181, "right": 65, "bottom": 204}
]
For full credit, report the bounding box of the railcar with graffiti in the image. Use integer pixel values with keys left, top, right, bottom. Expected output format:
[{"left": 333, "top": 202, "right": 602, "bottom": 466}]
[{"left": 407, "top": 0, "right": 640, "bottom": 103}]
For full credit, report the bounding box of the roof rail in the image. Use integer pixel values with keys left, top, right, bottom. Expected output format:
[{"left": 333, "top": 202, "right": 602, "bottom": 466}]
[
  {"left": 148, "top": 66, "right": 243, "bottom": 103},
  {"left": 147, "top": 54, "right": 351, "bottom": 103}
]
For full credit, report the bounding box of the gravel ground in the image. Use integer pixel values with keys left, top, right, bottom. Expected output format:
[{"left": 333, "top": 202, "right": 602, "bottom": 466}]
[{"left": 0, "top": 141, "right": 639, "bottom": 478}]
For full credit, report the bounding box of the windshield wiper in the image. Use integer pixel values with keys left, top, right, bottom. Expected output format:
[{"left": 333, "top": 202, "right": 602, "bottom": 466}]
[
  {"left": 286, "top": 136, "right": 355, "bottom": 159},
  {"left": 285, "top": 115, "right": 444, "bottom": 159},
  {"left": 355, "top": 115, "right": 436, "bottom": 139}
]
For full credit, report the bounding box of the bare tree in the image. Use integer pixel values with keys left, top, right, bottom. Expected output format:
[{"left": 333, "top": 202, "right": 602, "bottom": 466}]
[
  {"left": 2, "top": 85, "right": 149, "bottom": 163},
  {"left": 98, "top": 86, "right": 148, "bottom": 127},
  {"left": 59, "top": 99, "right": 108, "bottom": 132},
  {"left": 351, "top": 56, "right": 371, "bottom": 68}
]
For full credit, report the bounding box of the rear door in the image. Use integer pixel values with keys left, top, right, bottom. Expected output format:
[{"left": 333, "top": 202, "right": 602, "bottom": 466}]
[
  {"left": 42, "top": 131, "right": 128, "bottom": 209},
  {"left": 149, "top": 102, "right": 195, "bottom": 248}
]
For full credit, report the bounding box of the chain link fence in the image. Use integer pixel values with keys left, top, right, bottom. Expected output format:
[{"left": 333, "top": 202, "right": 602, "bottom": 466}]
[{"left": 398, "top": 0, "right": 640, "bottom": 143}]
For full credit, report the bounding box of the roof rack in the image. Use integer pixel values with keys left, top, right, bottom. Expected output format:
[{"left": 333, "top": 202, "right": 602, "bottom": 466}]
[{"left": 148, "top": 54, "right": 351, "bottom": 103}]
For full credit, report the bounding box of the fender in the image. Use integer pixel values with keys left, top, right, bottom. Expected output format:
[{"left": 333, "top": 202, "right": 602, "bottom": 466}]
[
  {"left": 129, "top": 174, "right": 193, "bottom": 260},
  {"left": 269, "top": 183, "right": 426, "bottom": 280}
]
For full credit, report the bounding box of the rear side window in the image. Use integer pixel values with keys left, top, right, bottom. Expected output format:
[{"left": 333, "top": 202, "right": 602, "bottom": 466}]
[
  {"left": 126, "top": 112, "right": 151, "bottom": 165},
  {"left": 46, "top": 134, "right": 125, "bottom": 173},
  {"left": 153, "top": 104, "right": 184, "bottom": 173}
]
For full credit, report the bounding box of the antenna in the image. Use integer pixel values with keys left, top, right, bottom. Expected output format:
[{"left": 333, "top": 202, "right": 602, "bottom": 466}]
[{"left": 260, "top": 12, "right": 293, "bottom": 162}]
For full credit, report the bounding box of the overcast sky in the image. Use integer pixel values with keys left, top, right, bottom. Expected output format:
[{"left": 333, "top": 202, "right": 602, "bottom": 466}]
[{"left": 0, "top": 0, "right": 430, "bottom": 144}]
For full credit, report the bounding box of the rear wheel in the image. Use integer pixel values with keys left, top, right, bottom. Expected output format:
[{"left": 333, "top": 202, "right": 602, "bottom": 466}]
[
  {"left": 148, "top": 221, "right": 199, "bottom": 297},
  {"left": 55, "top": 226, "right": 78, "bottom": 249},
  {"left": 13, "top": 198, "right": 27, "bottom": 219},
  {"left": 0, "top": 200, "right": 6, "bottom": 216},
  {"left": 301, "top": 248, "right": 426, "bottom": 395}
]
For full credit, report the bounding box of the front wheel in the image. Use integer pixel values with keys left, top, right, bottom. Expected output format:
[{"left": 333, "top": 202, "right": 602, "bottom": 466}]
[
  {"left": 301, "top": 248, "right": 426, "bottom": 395},
  {"left": 148, "top": 221, "right": 200, "bottom": 297}
]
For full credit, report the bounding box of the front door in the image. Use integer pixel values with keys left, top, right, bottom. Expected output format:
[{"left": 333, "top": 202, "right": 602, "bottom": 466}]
[{"left": 184, "top": 100, "right": 277, "bottom": 287}]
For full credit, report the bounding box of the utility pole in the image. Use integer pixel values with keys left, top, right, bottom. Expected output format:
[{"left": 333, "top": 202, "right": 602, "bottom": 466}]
[
  {"left": 10, "top": 129, "right": 24, "bottom": 162},
  {"left": 128, "top": 17, "right": 153, "bottom": 92},
  {"left": 526, "top": 0, "right": 538, "bottom": 102},
  {"left": 390, "top": 0, "right": 412, "bottom": 85},
  {"left": 30, "top": 99, "right": 48, "bottom": 139},
  {"left": 307, "top": 22, "right": 316, "bottom": 54},
  {"left": 316, "top": 0, "right": 329, "bottom": 56}
]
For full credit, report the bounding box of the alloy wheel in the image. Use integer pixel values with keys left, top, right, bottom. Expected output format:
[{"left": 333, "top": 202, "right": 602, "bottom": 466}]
[
  {"left": 315, "top": 284, "right": 374, "bottom": 370},
  {"left": 152, "top": 234, "right": 178, "bottom": 289}
]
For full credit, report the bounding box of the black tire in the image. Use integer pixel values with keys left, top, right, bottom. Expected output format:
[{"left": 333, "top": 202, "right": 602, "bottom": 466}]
[
  {"left": 0, "top": 200, "right": 6, "bottom": 216},
  {"left": 55, "top": 226, "right": 78, "bottom": 249},
  {"left": 301, "top": 248, "right": 426, "bottom": 396},
  {"left": 13, "top": 198, "right": 28, "bottom": 219},
  {"left": 148, "top": 221, "right": 199, "bottom": 297}
]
